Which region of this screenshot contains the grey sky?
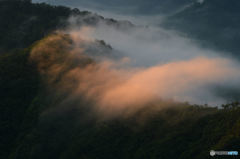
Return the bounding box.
[32,0,196,16]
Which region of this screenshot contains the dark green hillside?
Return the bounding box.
[7,99,240,159]
[163,0,240,57]
[0,48,40,158]
[1,32,239,159]
[0,0,72,51]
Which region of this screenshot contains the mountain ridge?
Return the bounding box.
[163,0,240,58]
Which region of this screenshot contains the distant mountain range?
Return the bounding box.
[163,0,240,57]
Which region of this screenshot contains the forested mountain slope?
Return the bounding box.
[1,32,240,159]
[1,1,240,159]
[0,0,133,52]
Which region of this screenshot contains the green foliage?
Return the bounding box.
[0,0,74,51]
[7,104,240,159]
[222,101,240,110]
[0,48,40,159]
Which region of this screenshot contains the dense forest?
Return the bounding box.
[1,1,240,159]
[0,0,132,52]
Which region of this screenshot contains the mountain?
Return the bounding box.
[163,0,240,58]
[1,1,240,159]
[2,35,240,159]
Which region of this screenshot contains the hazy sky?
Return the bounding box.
[32,0,201,27]
[32,0,197,17]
